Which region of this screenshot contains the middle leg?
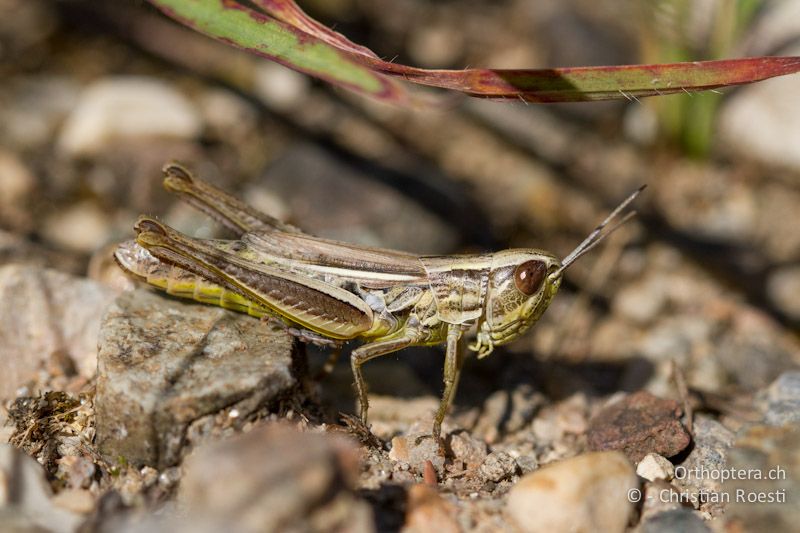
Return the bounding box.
[350,331,421,428]
[433,323,465,441]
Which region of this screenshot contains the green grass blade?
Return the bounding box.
[148,0,800,105]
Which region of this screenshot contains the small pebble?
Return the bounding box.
[389,432,445,475]
[479,451,518,483]
[447,431,488,471]
[52,488,95,515]
[587,391,691,463]
[767,266,800,322]
[515,455,539,475]
[613,277,668,325]
[506,451,637,533]
[58,76,201,156]
[41,200,112,253]
[636,453,675,482]
[56,455,96,489]
[253,62,310,111]
[0,149,35,230]
[404,484,459,533]
[423,460,438,486]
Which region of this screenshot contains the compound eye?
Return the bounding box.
[514,260,547,296]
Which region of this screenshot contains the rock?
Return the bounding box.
[0,265,119,399]
[479,451,518,483]
[51,488,95,515]
[672,416,734,514]
[178,423,373,533]
[757,184,800,262]
[41,200,113,253]
[197,88,257,140]
[613,276,668,325]
[742,0,800,56]
[587,391,691,463]
[653,163,757,243]
[0,444,83,533]
[55,455,96,490]
[724,424,799,531]
[505,451,637,533]
[389,429,446,476]
[762,371,800,426]
[58,76,202,157]
[639,316,712,365]
[712,311,797,391]
[0,149,35,231]
[447,431,488,473]
[253,62,310,111]
[0,76,80,150]
[640,508,710,533]
[95,290,299,468]
[0,0,57,57]
[636,453,675,482]
[403,484,459,533]
[767,265,800,321]
[515,455,539,475]
[719,43,800,171]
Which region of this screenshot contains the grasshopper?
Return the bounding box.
[115,163,643,442]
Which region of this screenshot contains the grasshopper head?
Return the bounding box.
[472,250,563,356]
[471,185,645,358]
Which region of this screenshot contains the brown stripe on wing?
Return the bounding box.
[135,217,373,339]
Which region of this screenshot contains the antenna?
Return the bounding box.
[553,185,646,277]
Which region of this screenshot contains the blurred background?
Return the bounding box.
[1,1,799,529]
[2,0,798,382]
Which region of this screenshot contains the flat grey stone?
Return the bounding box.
[0,265,118,400]
[95,290,298,468]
